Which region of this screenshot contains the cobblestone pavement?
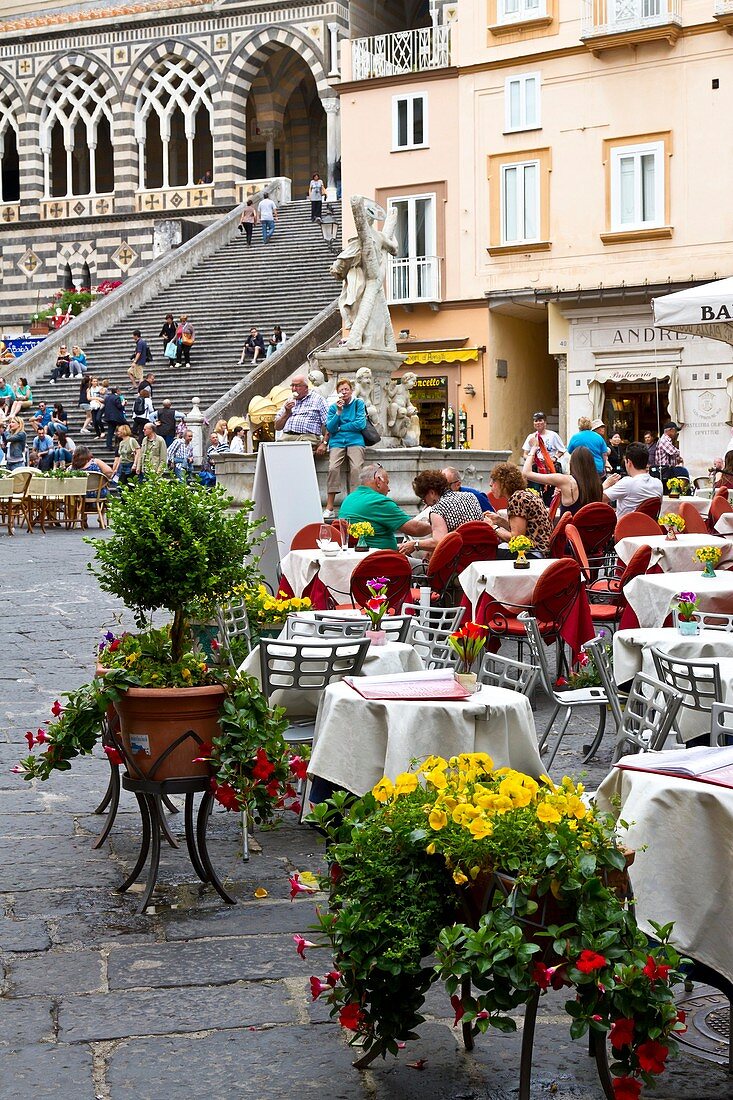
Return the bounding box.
[1,531,730,1099]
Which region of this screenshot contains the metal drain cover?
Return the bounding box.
[676,984,731,1067]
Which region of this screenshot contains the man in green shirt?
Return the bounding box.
[339,463,430,549]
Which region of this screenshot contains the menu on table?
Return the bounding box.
[344,668,472,701]
[616,745,733,790]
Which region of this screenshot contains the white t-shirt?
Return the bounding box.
[522,429,565,458]
[258,198,277,221]
[604,472,663,517]
[309,179,325,201]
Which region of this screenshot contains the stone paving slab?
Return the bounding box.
[0,917,51,953]
[0,998,55,1046]
[0,1043,96,1100]
[4,948,105,996]
[107,933,300,990]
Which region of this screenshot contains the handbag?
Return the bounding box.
[180,330,195,347]
[362,413,381,447]
[165,340,178,359]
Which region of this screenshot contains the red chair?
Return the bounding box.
[487,492,508,512]
[572,502,616,560]
[424,531,464,605]
[614,512,661,542]
[348,551,413,612]
[548,491,562,523]
[635,496,662,521]
[678,502,709,536]
[290,523,328,550]
[479,559,582,664]
[714,485,731,497]
[547,511,573,559]
[453,521,499,576]
[567,525,651,630]
[709,493,733,531]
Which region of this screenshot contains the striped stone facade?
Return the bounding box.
[0,1,347,326]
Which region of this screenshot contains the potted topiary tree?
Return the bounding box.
[18,476,304,821]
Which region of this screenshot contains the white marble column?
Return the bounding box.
[321,97,340,196]
[327,23,341,77]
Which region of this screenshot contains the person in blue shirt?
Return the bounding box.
[323,378,368,519]
[32,402,54,429]
[440,465,495,513]
[32,424,54,471]
[567,417,610,476]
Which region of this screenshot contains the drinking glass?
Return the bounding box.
[318,524,333,552]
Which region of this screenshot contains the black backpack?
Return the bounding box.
[133,396,146,417]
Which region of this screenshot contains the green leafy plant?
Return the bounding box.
[302,755,687,1095]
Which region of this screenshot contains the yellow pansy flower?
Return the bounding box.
[394,772,418,797]
[428,808,448,831]
[419,755,448,773]
[426,767,447,790]
[566,795,587,820]
[453,869,468,886]
[468,817,493,840]
[181,668,191,680]
[372,777,394,803]
[537,802,561,824]
[426,842,437,855]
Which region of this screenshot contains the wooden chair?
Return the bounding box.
[678,501,709,535]
[613,512,661,542]
[635,496,662,521]
[83,471,109,529]
[0,471,32,534]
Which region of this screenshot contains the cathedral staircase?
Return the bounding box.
[25,199,341,459]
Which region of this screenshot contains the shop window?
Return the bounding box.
[392,93,428,151]
[505,74,541,133]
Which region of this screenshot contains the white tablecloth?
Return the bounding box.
[595,764,733,985]
[239,639,423,716]
[660,495,710,517]
[459,558,554,616]
[623,570,733,628]
[309,681,544,796]
[714,513,733,536]
[613,627,733,741]
[615,533,732,571]
[280,547,378,601]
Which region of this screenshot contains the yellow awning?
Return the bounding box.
[403,348,480,366]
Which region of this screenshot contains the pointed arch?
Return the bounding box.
[0,79,22,203]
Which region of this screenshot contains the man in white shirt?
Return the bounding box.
[602,442,663,517]
[258,193,277,243]
[521,411,565,463]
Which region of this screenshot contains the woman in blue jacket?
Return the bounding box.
[322,378,368,520]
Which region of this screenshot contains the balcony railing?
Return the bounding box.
[581,0,681,39]
[351,25,451,81]
[388,256,441,305]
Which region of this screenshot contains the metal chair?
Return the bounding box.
[402,603,464,632]
[217,597,254,669]
[519,612,609,768]
[477,651,539,696]
[408,620,460,668]
[424,640,461,672]
[379,614,412,643]
[287,615,368,639]
[581,634,625,736]
[259,637,370,746]
[650,647,722,744]
[710,702,733,746]
[572,502,617,577]
[672,609,733,631]
[678,501,709,535]
[481,558,582,668]
[613,673,684,757]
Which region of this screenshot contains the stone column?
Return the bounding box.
[327,23,341,78]
[555,353,568,444]
[260,129,276,179]
[321,97,340,196]
[187,396,204,464]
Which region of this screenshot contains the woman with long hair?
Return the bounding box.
[9,377,32,418]
[484,462,552,557]
[521,444,602,517]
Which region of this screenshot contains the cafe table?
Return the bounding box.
[714,512,733,536]
[615,533,732,572]
[279,546,378,605]
[622,569,733,628]
[308,681,544,797]
[596,757,733,988]
[659,495,710,518]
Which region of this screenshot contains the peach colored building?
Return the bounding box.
[337,0,733,475]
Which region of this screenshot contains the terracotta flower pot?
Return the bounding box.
[113,684,227,782]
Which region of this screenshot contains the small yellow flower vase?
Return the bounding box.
[514,549,530,569]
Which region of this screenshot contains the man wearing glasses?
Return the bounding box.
[274,375,328,449]
[441,466,494,513]
[339,462,430,550]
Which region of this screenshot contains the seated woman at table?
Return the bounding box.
[399,469,483,558]
[71,445,114,495]
[484,463,552,558]
[521,445,602,518]
[713,450,733,492]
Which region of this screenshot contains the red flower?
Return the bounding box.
[326,969,341,986]
[576,949,607,974]
[613,1078,642,1100]
[252,748,276,781]
[212,781,241,811]
[338,1002,364,1031]
[309,975,329,1000]
[532,961,551,990]
[550,965,571,990]
[289,873,318,899]
[103,745,124,766]
[36,728,47,744]
[636,1040,668,1075]
[109,639,120,652]
[329,861,342,885]
[642,955,670,982]
[610,1017,635,1050]
[450,994,465,1026]
[365,596,387,613]
[288,799,302,817]
[192,741,213,763]
[266,779,281,798]
[289,755,308,781]
[555,676,569,688]
[675,1009,687,1033]
[293,934,316,959]
[24,731,35,750]
[51,700,63,717]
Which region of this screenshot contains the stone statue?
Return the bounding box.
[307,365,336,403]
[330,196,399,352]
[354,365,378,421]
[402,371,421,447]
[384,377,418,447]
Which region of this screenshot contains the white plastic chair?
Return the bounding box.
[613,673,683,757]
[477,651,539,697]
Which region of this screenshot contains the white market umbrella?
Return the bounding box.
[653,277,733,346]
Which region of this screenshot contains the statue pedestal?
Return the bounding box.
[314,347,405,444]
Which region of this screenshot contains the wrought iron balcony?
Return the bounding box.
[387,256,441,306]
[581,0,682,51]
[351,25,451,81]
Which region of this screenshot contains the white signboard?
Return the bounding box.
[251,442,322,588]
